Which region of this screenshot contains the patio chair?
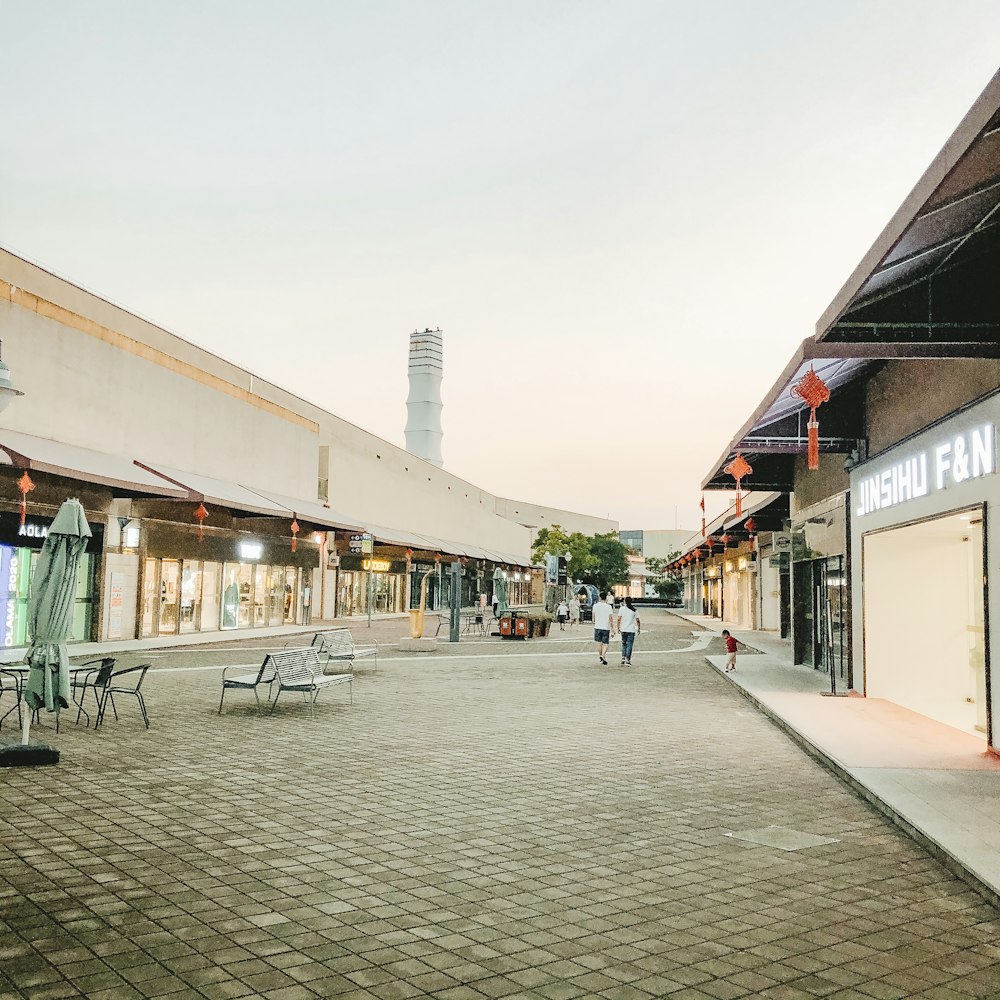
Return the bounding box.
[72,658,117,727]
[95,663,152,730]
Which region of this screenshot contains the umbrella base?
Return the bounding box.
[0,742,60,767]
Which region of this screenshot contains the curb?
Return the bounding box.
[709,656,1000,912]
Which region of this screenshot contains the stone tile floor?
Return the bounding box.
[3,611,1000,999]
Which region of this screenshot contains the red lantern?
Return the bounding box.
[406,548,413,559]
[790,366,831,470]
[720,534,731,547]
[700,493,706,538]
[744,516,757,551]
[193,502,208,542]
[17,471,34,526]
[723,453,753,518]
[705,537,715,553]
[290,515,300,552]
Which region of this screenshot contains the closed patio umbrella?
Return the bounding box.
[0,498,90,766]
[492,567,508,616]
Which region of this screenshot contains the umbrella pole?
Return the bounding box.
[21,691,31,745]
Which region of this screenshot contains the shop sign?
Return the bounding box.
[349,532,373,553]
[362,558,392,572]
[855,422,995,518]
[769,552,789,568]
[1,546,17,647]
[108,572,125,640]
[239,541,263,560]
[18,522,49,540]
[772,533,792,554]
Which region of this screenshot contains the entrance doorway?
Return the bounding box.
[863,508,987,740]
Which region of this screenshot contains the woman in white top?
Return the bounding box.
[568,596,581,626]
[617,596,640,666]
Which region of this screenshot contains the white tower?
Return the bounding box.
[405,328,444,467]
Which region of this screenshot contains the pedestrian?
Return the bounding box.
[592,591,615,665]
[568,595,580,627]
[723,629,738,672]
[617,596,640,666]
[556,599,569,630]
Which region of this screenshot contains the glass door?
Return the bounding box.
[179,560,201,633]
[141,558,160,637]
[159,560,180,635]
[201,562,220,632]
[267,567,284,625]
[221,564,241,630]
[283,567,298,623]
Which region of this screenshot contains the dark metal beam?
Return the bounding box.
[810,337,1000,359]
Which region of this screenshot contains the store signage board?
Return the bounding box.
[108,572,125,640]
[855,422,995,518]
[1,546,17,647]
[362,558,391,572]
[772,533,792,554]
[18,522,49,540]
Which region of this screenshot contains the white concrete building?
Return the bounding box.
[0,249,610,642]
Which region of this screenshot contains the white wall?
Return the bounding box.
[862,513,985,737]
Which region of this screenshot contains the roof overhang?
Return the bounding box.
[818,68,1000,347]
[0,431,189,497]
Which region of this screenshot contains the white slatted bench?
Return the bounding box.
[219,648,351,717]
[311,629,378,671]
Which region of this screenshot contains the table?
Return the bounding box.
[0,664,100,731]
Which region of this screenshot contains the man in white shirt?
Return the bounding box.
[592,592,615,665]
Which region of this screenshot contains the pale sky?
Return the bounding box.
[3,2,1000,529]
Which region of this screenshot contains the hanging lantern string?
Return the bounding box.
[744,517,757,551]
[723,453,752,518]
[789,366,831,471]
[700,493,706,538]
[290,515,300,552]
[17,471,35,526]
[193,502,208,543]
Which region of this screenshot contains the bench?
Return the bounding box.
[219,648,351,716]
[311,629,378,671]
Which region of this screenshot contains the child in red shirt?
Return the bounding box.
[722,629,738,672]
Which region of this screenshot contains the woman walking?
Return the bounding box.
[617,597,640,666]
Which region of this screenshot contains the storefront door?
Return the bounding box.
[863,508,988,739]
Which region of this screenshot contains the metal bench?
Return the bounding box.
[269,647,352,716]
[311,629,378,671]
[219,648,352,717]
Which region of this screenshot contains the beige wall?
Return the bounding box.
[494,498,617,536]
[866,359,1000,456]
[0,251,556,558]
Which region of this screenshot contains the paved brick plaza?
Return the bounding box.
[3,610,1000,1000]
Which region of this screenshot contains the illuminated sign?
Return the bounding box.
[17,522,48,540]
[855,423,995,518]
[1,547,17,646]
[362,559,391,572]
[239,542,263,560]
[738,557,749,571]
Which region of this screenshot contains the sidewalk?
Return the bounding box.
[673,610,1000,909]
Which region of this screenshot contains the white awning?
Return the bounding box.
[135,461,291,517]
[241,486,364,532]
[0,431,188,497]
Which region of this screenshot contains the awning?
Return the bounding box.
[241,486,363,532]
[722,491,789,533]
[817,68,1000,350]
[135,461,292,517]
[0,431,188,497]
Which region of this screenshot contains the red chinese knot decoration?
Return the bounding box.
[790,366,831,470]
[700,493,706,538]
[290,516,300,552]
[720,534,731,547]
[193,502,208,542]
[17,471,34,526]
[723,453,753,517]
[744,516,757,551]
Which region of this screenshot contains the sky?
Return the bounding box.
[3,1,1000,530]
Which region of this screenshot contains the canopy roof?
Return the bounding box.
[0,431,188,497]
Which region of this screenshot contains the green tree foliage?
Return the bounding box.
[531,525,595,582]
[588,533,630,592]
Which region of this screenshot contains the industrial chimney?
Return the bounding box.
[405,328,444,467]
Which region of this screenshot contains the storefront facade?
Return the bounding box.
[850,393,998,746]
[139,521,319,637]
[0,511,103,645]
[337,555,407,617]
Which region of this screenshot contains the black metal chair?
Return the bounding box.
[72,658,117,727]
[95,663,152,730]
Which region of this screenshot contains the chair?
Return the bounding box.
[95,663,152,730]
[72,658,117,727]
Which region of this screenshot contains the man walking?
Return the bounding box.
[592,591,615,665]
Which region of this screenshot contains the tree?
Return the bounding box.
[652,550,683,603]
[587,533,630,592]
[532,525,596,583]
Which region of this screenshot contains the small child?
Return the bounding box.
[722,629,738,672]
[556,600,569,630]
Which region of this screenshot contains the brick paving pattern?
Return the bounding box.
[3,610,1000,999]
